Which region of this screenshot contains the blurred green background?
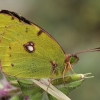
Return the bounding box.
[0,0,100,100]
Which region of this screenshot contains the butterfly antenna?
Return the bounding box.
[75,47,100,55]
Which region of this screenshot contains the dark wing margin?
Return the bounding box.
[0,10,32,25]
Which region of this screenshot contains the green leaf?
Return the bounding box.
[10,95,23,100]
[6,73,93,100]
[18,79,43,96]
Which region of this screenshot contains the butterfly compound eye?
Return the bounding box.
[70,54,79,64]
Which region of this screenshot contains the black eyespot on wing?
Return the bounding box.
[9,46,11,49]
[11,63,14,67]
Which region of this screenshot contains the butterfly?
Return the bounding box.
[0,10,100,81]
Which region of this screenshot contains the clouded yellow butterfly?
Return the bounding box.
[0,10,100,81]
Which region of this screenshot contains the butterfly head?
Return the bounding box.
[65,54,79,65]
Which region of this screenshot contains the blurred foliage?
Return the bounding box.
[0,74,87,100]
[0,0,100,100]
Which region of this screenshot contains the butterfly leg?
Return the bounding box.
[68,62,76,74]
[47,69,56,91]
[62,65,68,85]
[46,61,58,91]
[62,62,76,84]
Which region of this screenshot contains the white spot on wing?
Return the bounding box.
[27,45,34,52]
[23,41,35,53]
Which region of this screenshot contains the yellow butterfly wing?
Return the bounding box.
[0,10,65,79]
